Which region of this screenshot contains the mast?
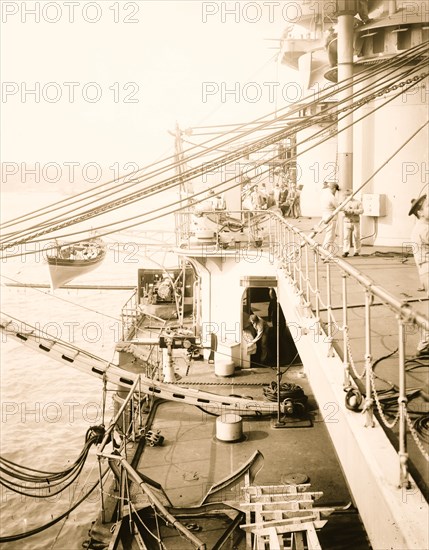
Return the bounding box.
[174,122,191,197]
[335,0,356,197]
[173,123,190,326]
[173,123,195,243]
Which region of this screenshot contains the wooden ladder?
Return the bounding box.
[238,483,334,549]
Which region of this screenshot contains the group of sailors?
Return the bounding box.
[58,243,99,261]
[241,178,302,219]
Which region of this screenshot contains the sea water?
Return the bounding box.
[0,192,176,549]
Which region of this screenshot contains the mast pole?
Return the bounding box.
[174,122,186,196]
[387,0,397,16]
[336,1,356,198]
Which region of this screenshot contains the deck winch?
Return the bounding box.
[263,381,308,415]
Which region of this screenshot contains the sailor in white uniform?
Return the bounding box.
[320,179,339,250]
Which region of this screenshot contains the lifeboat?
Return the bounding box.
[47,238,106,289]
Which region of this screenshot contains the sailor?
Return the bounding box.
[284,184,302,219]
[408,194,429,356]
[248,314,271,365]
[320,179,339,250]
[214,193,226,210]
[259,183,269,206]
[250,185,266,211]
[357,0,371,25]
[273,182,282,208]
[294,185,303,218]
[342,189,364,257]
[279,185,289,217]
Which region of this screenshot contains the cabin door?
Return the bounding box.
[241,287,300,368]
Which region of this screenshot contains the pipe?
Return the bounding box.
[336,10,355,243]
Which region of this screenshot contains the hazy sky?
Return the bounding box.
[1,0,298,173]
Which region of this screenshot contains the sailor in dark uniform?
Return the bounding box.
[249,314,271,365]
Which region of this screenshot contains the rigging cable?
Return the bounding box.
[2,47,424,248]
[0,274,122,323]
[10,55,428,238]
[0,312,113,362]
[3,64,427,256]
[0,468,109,543]
[2,50,424,246]
[1,39,427,240]
[2,66,425,252]
[0,426,106,497]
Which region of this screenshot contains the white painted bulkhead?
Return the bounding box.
[296,124,338,217]
[354,71,429,247]
[192,250,278,362]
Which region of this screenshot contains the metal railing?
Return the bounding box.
[266,211,429,488]
[120,290,166,377]
[96,377,207,549]
[177,207,428,486]
[130,207,428,487]
[120,288,139,341]
[176,208,270,249]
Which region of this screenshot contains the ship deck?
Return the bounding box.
[88,358,372,549]
[89,216,428,549]
[135,361,371,549]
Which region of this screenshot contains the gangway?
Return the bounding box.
[0,313,284,416]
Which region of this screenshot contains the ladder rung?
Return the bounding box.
[241,514,319,532]
[248,492,322,503]
[243,484,311,495]
[243,519,327,536]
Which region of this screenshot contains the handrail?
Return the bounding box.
[120,292,165,375]
[177,208,273,249]
[98,376,141,453]
[179,207,428,486]
[266,211,428,488]
[120,287,138,341]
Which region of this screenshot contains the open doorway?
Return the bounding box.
[242,287,301,368]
